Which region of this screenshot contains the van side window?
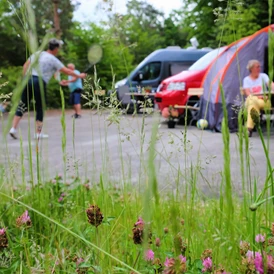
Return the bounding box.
[134,62,161,81]
[169,63,193,76]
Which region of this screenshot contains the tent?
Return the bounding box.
[198,25,274,132]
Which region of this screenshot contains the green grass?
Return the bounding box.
[0,0,274,273]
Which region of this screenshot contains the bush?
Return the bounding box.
[0,66,73,109]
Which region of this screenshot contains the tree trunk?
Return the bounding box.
[53,0,61,38]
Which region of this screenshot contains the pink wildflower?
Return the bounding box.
[52,179,56,184]
[135,217,144,227]
[202,257,213,272]
[254,252,264,274]
[255,234,265,243]
[21,211,31,224]
[267,255,274,271]
[16,210,32,227]
[179,254,186,263]
[144,249,154,261]
[58,173,62,178]
[0,228,5,235]
[61,193,66,197]
[58,197,63,202]
[164,257,174,267]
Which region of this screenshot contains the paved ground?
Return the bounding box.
[0,109,273,194]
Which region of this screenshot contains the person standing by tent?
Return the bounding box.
[9,38,86,139]
[243,59,274,137]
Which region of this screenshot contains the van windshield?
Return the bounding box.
[188,47,225,71]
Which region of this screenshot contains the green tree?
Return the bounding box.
[162,10,189,48]
[108,0,166,65]
[182,0,274,47]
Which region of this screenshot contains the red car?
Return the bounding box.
[155,47,227,113]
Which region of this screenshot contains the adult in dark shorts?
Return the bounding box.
[9,39,86,139]
[61,63,83,119]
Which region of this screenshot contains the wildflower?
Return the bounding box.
[254,252,264,274]
[51,179,56,184]
[16,210,32,227]
[201,249,212,260]
[181,219,185,225]
[132,218,144,244]
[163,256,187,274]
[132,217,152,245]
[268,237,274,246]
[240,241,250,256]
[255,234,265,243]
[267,255,274,272]
[202,257,213,273]
[86,205,104,227]
[0,228,8,248]
[58,173,62,179]
[58,197,63,202]
[164,227,169,234]
[61,193,66,197]
[179,255,186,263]
[164,257,175,267]
[144,249,154,261]
[155,237,161,247]
[135,217,144,227]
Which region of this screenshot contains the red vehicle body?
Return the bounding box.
[155,47,227,113]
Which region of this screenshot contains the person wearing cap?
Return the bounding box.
[9,38,86,139]
[243,59,274,137]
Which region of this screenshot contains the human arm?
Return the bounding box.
[22,59,31,76]
[59,67,86,79]
[242,77,251,96]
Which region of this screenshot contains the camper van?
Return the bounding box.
[115,46,211,110]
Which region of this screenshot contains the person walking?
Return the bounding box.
[61,63,83,118]
[9,38,86,139]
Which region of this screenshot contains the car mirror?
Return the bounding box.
[138,71,143,81]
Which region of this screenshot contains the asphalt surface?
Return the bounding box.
[0,109,273,194]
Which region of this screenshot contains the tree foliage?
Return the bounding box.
[1,0,274,108]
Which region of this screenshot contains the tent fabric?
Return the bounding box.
[198,25,273,132]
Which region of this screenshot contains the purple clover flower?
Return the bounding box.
[144,249,154,261]
[202,257,213,272]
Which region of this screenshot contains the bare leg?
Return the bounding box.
[12,115,22,129]
[36,120,43,134]
[74,104,81,115]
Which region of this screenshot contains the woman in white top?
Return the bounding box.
[243,60,273,137]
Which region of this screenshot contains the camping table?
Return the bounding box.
[187,88,204,97]
[125,92,156,111]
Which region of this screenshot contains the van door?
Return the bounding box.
[130,62,162,92]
